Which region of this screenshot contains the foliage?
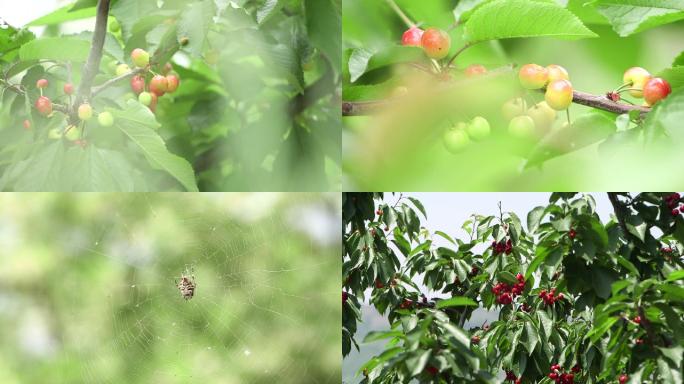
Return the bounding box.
[0,0,341,191]
[342,0,684,190]
[342,192,684,383]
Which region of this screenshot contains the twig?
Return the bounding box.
[75,0,110,106]
[91,68,146,97]
[385,0,414,28]
[445,43,473,69]
[0,78,69,114]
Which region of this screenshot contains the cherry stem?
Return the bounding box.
[445,43,473,70]
[613,82,632,93]
[617,88,643,94]
[385,0,415,28]
[566,109,571,125]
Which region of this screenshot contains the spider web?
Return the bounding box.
[0,193,340,384]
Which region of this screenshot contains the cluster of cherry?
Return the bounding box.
[548,363,581,384]
[492,273,526,305]
[664,193,683,216]
[491,238,513,255]
[539,287,564,306]
[504,370,521,384]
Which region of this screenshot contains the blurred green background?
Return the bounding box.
[0,193,340,383]
[342,0,684,190]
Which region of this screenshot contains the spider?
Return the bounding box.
[175,267,196,300]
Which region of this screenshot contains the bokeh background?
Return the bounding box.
[342,0,684,190]
[0,193,340,383]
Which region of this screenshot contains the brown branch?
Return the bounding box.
[343,83,652,117]
[74,0,110,107]
[91,68,146,97]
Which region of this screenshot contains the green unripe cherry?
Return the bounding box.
[466,116,491,141]
[65,126,80,141]
[443,123,470,153]
[131,48,150,68]
[138,92,153,106]
[115,63,130,76]
[508,115,535,139]
[98,111,114,127]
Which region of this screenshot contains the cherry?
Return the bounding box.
[149,75,168,96]
[569,229,577,239]
[376,209,383,216]
[161,62,173,75]
[571,364,581,373]
[78,103,93,121]
[425,365,438,376]
[526,101,556,135]
[635,338,645,345]
[97,111,114,127]
[551,364,561,372]
[443,123,470,153]
[546,64,569,83]
[138,91,153,106]
[65,125,80,141]
[165,73,180,93]
[518,63,548,89]
[549,373,559,380]
[471,335,480,344]
[619,374,628,384]
[545,79,573,110]
[643,77,671,106]
[35,96,52,116]
[342,291,348,303]
[505,370,517,381]
[48,127,63,139]
[502,97,527,121]
[130,75,145,95]
[672,208,679,216]
[36,78,49,89]
[63,83,74,95]
[466,116,490,141]
[516,273,524,282]
[131,48,150,68]
[465,64,487,77]
[374,278,384,289]
[399,299,413,309]
[508,115,535,139]
[115,63,131,76]
[108,18,120,33]
[401,26,424,47]
[633,316,641,324]
[623,67,651,98]
[421,28,451,60]
[23,119,31,129]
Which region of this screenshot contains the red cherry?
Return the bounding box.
[130,75,145,94]
[374,279,384,289]
[63,83,74,95]
[149,75,168,96]
[471,335,480,344]
[516,273,524,282]
[571,364,581,373]
[342,291,348,303]
[633,316,641,324]
[36,78,49,89]
[161,62,173,75]
[569,229,576,239]
[165,74,180,93]
[35,96,52,116]
[23,119,31,129]
[672,208,679,216]
[619,374,628,384]
[549,372,558,380]
[643,77,671,106]
[401,26,424,47]
[425,365,438,375]
[465,64,487,77]
[148,92,158,112]
[557,293,564,300]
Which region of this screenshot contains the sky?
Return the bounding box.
[343,192,615,383]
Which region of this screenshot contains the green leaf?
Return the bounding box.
[523,320,539,354]
[110,0,158,40]
[527,206,546,233]
[12,142,66,191]
[436,296,478,309]
[592,266,615,299]
[657,66,684,91]
[256,0,282,24]
[306,0,341,74]
[657,357,682,383]
[406,349,431,377]
[440,321,471,348]
[585,316,618,343]
[658,345,684,368]
[625,214,647,242]
[19,37,90,62]
[673,51,684,67]
[110,102,198,192]
[644,87,684,140]
[434,231,456,245]
[526,113,616,168]
[27,3,96,26]
[61,146,136,191]
[537,311,553,339]
[666,269,684,282]
[595,0,684,37]
[616,255,640,277]
[177,0,216,57]
[498,271,518,285]
[363,330,403,343]
[526,245,556,279]
[464,0,597,43]
[407,197,427,219]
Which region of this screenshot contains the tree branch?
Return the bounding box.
[75,0,110,106]
[343,85,652,117]
[91,68,146,97]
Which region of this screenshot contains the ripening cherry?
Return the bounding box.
[623,67,651,98]
[643,77,671,106]
[23,119,31,130]
[78,103,93,121]
[165,73,180,93]
[115,63,130,76]
[619,374,628,384]
[161,62,173,75]
[401,26,424,47]
[465,64,487,77]
[63,83,74,95]
[518,63,548,89]
[149,92,159,112]
[342,291,348,303]
[545,79,573,110]
[130,75,145,95]
[36,78,49,89]
[149,75,168,96]
[131,48,150,68]
[65,125,80,141]
[97,111,114,127]
[421,28,451,60]
[546,64,569,83]
[35,96,52,116]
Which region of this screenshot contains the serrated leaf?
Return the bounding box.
[177,0,215,57]
[27,3,96,26]
[595,0,684,37]
[436,296,478,309]
[440,321,471,348]
[585,316,618,342]
[464,0,597,43]
[644,87,684,140]
[527,206,546,233]
[306,0,341,74]
[657,66,684,91]
[407,197,427,219]
[110,102,198,192]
